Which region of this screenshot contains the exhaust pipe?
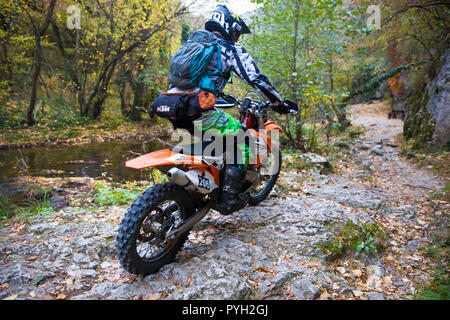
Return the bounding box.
[165,204,211,241]
[167,168,191,187]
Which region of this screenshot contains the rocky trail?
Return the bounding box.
[0,101,447,300]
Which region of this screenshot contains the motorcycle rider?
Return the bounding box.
[167,5,294,215]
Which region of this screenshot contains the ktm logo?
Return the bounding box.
[157,105,170,113]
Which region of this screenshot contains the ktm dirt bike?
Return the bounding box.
[116,93,298,275]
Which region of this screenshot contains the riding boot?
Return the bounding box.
[217,166,249,215]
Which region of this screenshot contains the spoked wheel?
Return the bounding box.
[116,183,196,275]
[248,148,282,205]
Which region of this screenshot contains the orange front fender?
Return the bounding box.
[265,121,283,133]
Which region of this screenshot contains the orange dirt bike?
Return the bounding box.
[116,93,298,275]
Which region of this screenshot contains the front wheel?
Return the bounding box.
[248,148,282,205]
[116,183,196,275]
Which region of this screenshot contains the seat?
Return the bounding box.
[171,139,217,156]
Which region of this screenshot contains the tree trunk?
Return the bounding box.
[89,89,107,119]
[130,80,145,121]
[120,81,132,116]
[24,0,57,126]
[27,39,41,125]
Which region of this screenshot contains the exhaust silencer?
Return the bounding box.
[167,168,191,187]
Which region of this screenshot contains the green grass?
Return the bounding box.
[0,191,17,221]
[414,266,449,300]
[92,183,145,207]
[413,184,450,300]
[18,194,55,219]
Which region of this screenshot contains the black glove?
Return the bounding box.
[272,101,289,114]
[273,100,298,114]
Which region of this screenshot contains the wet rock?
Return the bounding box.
[27,222,58,235]
[300,152,329,164]
[356,141,370,150]
[171,276,254,300]
[367,264,385,278]
[365,292,385,300]
[72,282,121,300]
[307,180,385,210]
[0,263,33,286]
[406,239,422,252]
[392,278,406,287]
[386,206,418,223]
[290,278,320,300]
[259,271,301,295]
[50,195,69,210]
[371,145,385,156]
[338,284,354,295]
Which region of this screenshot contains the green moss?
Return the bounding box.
[403,83,436,149]
[317,220,386,260]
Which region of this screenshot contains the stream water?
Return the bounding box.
[0,139,166,188]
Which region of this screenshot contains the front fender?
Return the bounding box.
[265,121,283,133]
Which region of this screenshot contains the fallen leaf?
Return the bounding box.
[26,255,38,261]
[3,294,18,300]
[353,290,363,297]
[56,293,66,300]
[336,267,346,275]
[29,291,36,298]
[382,276,392,285]
[318,292,330,300]
[252,266,271,273]
[352,269,362,277]
[148,293,161,300]
[0,283,9,290]
[307,261,320,268]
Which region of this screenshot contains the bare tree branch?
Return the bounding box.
[382,1,450,27]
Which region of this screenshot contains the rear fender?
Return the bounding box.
[126,149,220,184]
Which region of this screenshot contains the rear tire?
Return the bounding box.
[116,183,196,275]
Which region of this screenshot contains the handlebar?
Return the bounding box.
[217,92,299,115]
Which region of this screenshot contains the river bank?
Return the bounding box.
[0,117,170,150]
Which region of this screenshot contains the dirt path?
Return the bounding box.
[348,101,445,199]
[0,101,447,300]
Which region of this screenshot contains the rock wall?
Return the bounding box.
[425,45,450,146]
[404,44,450,148]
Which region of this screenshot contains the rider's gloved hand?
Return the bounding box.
[273,101,297,114]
